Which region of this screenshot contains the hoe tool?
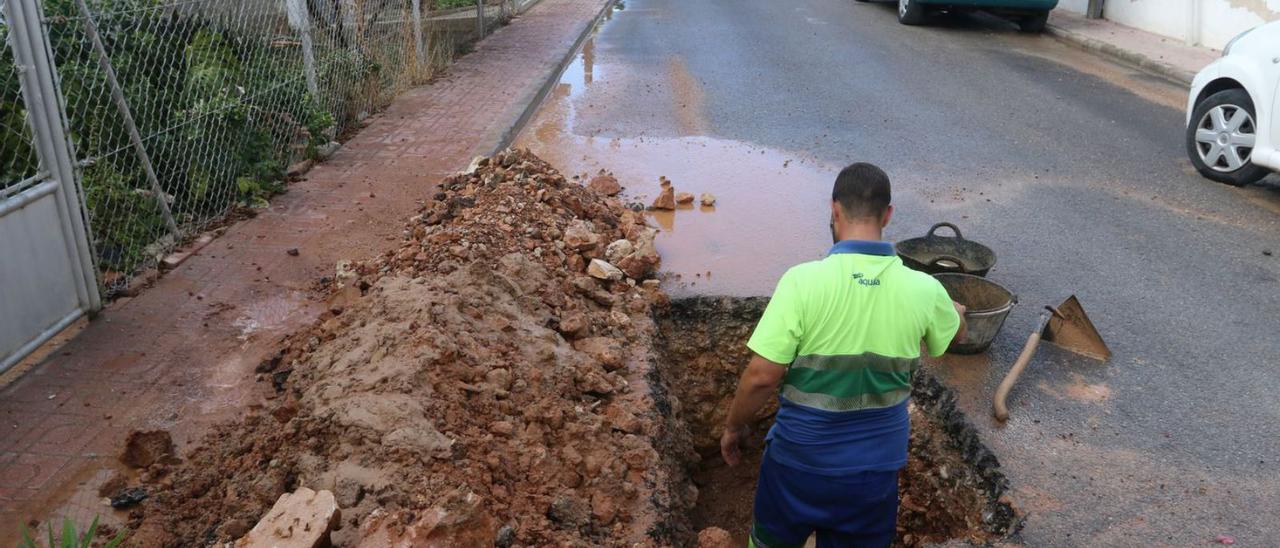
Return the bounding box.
[993,295,1110,422]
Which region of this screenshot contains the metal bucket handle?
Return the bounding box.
[927,222,964,240]
[928,255,968,273]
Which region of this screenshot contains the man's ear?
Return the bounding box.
[831,201,845,223]
[881,204,894,228]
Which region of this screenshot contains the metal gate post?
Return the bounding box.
[6,0,102,311]
[285,0,320,96]
[412,0,425,66]
[1086,0,1104,19]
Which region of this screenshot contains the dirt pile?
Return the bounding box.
[128,149,684,546]
[120,149,1017,547]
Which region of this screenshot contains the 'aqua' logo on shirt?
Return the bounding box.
[851,273,880,286]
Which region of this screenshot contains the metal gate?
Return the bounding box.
[1,0,101,372]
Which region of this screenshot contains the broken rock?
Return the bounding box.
[573,337,625,371]
[563,220,600,251]
[586,173,622,196]
[700,192,716,206]
[557,313,588,338]
[605,239,635,264]
[617,229,660,279]
[335,260,358,288]
[604,403,642,434]
[651,186,676,210]
[675,192,694,205]
[547,494,590,529]
[235,487,340,548]
[587,259,624,281]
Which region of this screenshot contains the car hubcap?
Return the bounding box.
[1195,104,1256,172]
[899,0,908,18]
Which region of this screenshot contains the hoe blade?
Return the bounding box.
[1043,295,1110,361]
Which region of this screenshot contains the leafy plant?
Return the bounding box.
[435,0,478,8]
[18,516,128,548]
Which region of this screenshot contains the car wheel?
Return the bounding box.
[1186,89,1270,187]
[898,0,926,25]
[1018,10,1049,32]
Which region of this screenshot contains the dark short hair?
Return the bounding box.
[832,162,891,219]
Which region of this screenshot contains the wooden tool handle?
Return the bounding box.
[993,310,1053,422]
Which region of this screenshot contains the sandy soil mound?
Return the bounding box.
[127,150,685,546]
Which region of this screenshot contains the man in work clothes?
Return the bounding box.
[720,163,968,547]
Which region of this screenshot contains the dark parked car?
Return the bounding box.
[869,0,1059,32]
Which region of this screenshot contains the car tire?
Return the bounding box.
[898,0,926,25]
[1018,10,1049,32]
[1186,88,1270,187]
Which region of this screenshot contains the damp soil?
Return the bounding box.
[653,297,1019,547]
[112,150,1016,547]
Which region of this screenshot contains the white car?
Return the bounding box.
[1186,21,1280,186]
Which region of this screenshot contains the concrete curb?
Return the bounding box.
[1046,23,1197,87]
[485,0,616,155]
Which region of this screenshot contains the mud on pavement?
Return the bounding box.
[113,150,1017,546]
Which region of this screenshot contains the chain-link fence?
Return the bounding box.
[2,0,519,296]
[1,15,43,197]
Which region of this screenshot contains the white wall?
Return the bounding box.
[1055,0,1280,50]
[1199,0,1280,48]
[1056,0,1089,14]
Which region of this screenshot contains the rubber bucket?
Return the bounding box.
[933,273,1016,354]
[897,222,997,277]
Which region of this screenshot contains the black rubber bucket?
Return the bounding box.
[897,223,997,277]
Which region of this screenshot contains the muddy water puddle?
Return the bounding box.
[653,297,1018,546]
[520,127,837,297]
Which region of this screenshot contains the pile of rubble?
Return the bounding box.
[125,149,690,546]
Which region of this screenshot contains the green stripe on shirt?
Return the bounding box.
[780,352,917,412]
[780,384,912,412]
[790,353,919,375]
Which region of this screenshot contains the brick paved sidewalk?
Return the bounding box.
[0,0,610,540]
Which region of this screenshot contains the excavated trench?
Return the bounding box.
[650,297,1018,547]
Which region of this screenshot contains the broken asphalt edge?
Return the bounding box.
[1045,22,1196,87]
[483,0,617,156]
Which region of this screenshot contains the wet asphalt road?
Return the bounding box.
[515,0,1280,545]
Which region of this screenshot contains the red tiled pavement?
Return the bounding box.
[0,0,610,540]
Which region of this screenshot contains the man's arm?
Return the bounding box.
[951,301,968,347]
[720,353,787,466]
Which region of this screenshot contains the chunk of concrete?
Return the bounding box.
[235,487,341,548]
